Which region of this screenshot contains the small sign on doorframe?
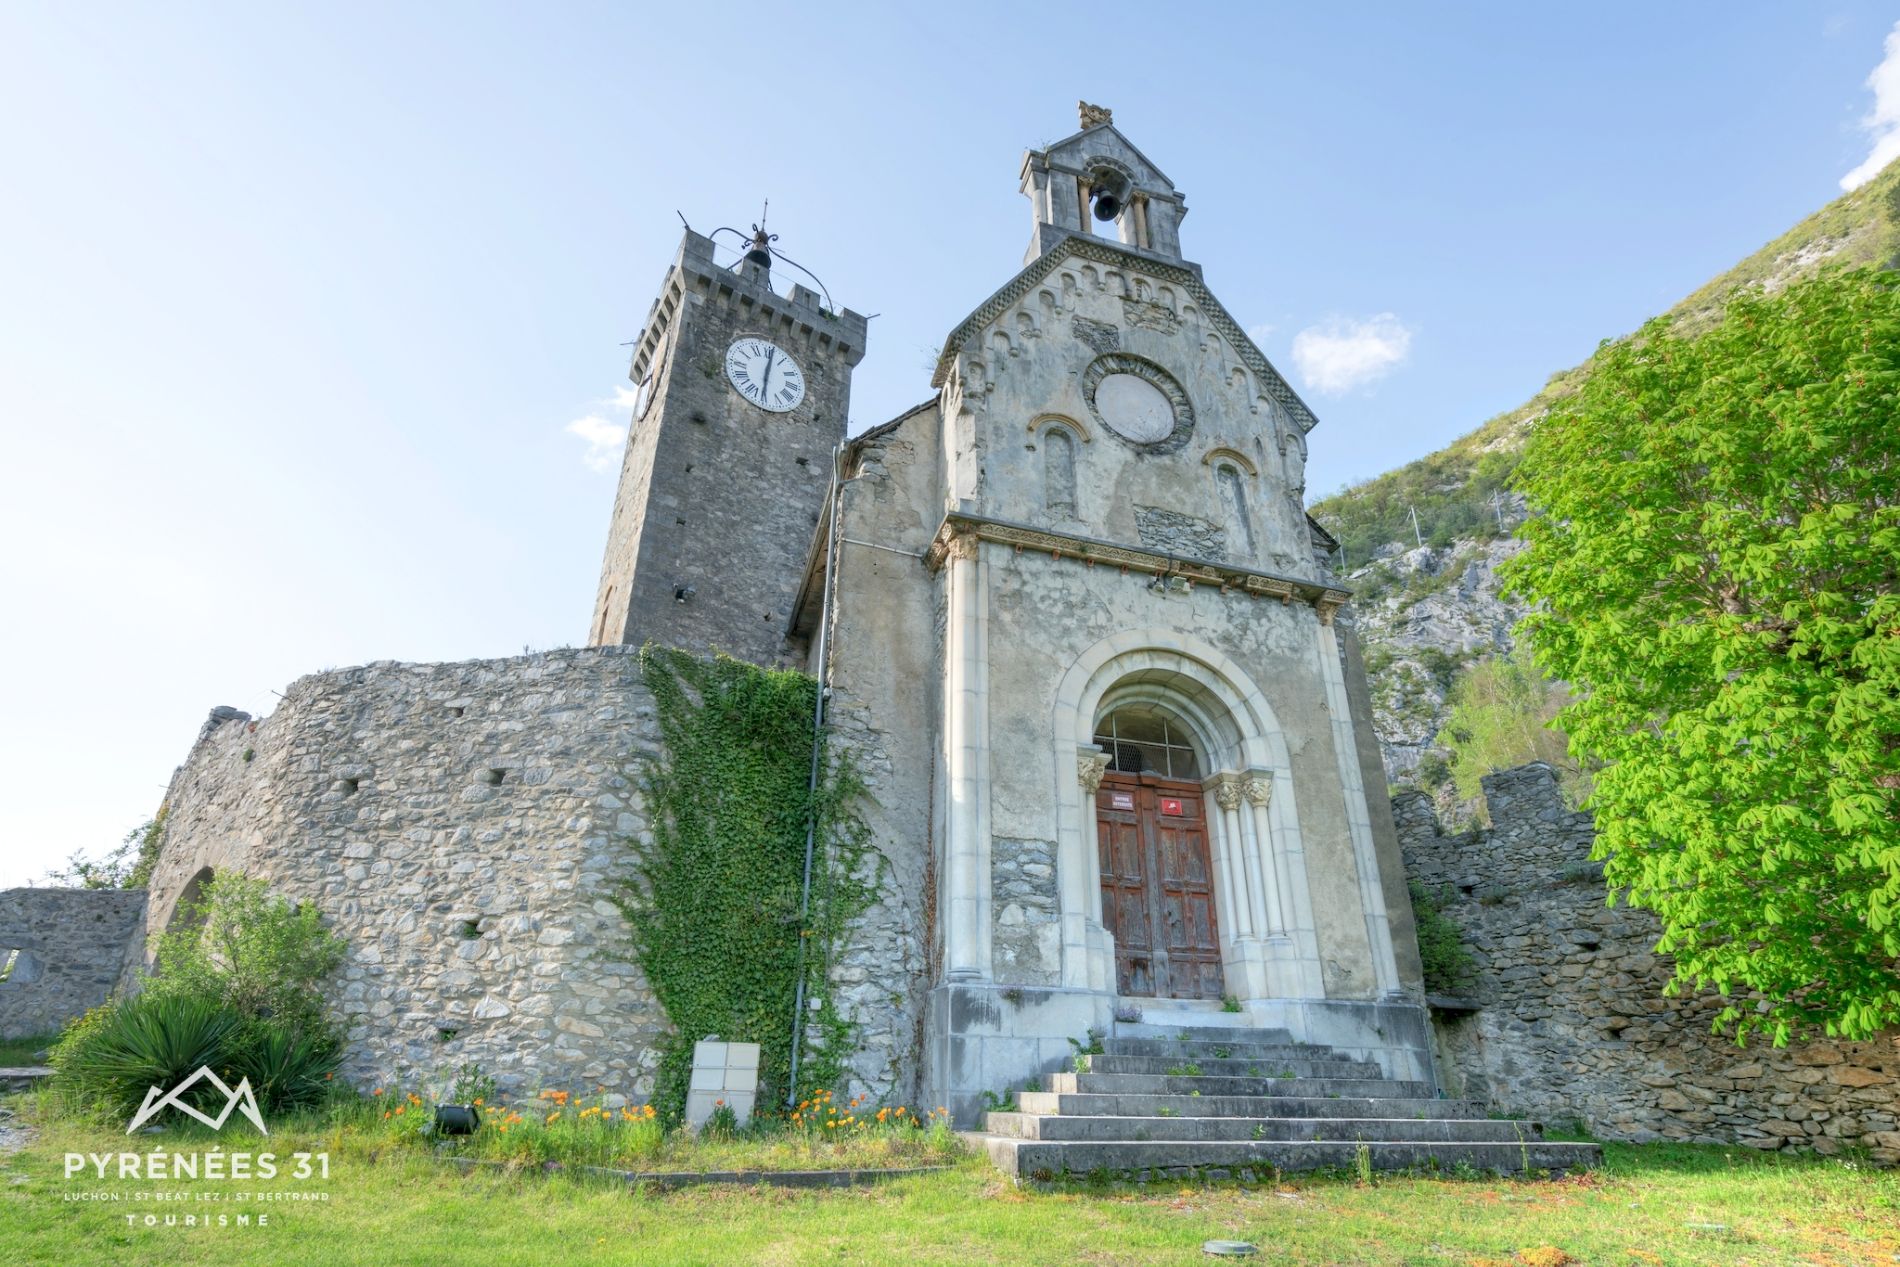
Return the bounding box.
[1160,797,1184,816]
[1110,791,1135,810]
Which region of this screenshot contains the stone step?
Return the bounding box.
[973,1135,1604,1182]
[1016,1091,1488,1120]
[1113,1021,1297,1043]
[0,1066,53,1094]
[1048,1072,1433,1099]
[984,1112,1553,1144]
[1080,1053,1382,1080]
[1103,1039,1344,1061]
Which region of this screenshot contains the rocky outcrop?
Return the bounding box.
[1338,525,1527,787]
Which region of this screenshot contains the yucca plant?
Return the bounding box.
[226,1021,342,1112]
[51,993,241,1123]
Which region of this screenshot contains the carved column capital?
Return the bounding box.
[1078,750,1110,794]
[1242,774,1272,808]
[1208,773,1243,812]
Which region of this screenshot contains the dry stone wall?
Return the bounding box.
[0,889,147,1041]
[1399,763,1900,1161]
[136,646,914,1106]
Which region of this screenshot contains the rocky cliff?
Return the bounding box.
[1315,159,1900,801]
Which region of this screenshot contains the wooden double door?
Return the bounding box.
[1094,772,1224,999]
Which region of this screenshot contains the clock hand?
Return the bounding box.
[760,346,775,398]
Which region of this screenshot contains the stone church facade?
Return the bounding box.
[90,107,1435,1119]
[792,114,1435,1117]
[5,110,1890,1154]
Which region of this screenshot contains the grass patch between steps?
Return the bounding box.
[6,1096,1897,1266]
[0,1033,58,1066]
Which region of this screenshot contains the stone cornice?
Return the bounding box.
[929,235,1319,434]
[923,511,1350,620]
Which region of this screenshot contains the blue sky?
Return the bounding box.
[3,2,1898,886]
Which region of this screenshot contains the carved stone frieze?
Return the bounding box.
[1120,296,1180,334]
[1072,316,1121,354]
[923,512,1352,624]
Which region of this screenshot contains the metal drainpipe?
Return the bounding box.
[786,442,846,1108]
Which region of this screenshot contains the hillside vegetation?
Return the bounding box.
[1312,157,1900,811]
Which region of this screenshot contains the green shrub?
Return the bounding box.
[1434,646,1585,811]
[225,1020,342,1113]
[146,871,347,1029]
[50,993,241,1122]
[52,871,349,1123]
[42,810,168,891]
[1409,882,1477,996]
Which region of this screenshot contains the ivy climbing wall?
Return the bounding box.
[134,645,919,1107]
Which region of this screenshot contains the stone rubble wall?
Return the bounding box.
[1399,763,1899,1162]
[0,889,147,1041]
[135,646,914,1105]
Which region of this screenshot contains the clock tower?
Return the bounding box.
[587,227,867,665]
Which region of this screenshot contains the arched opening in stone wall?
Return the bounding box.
[0,948,43,987]
[158,867,216,970]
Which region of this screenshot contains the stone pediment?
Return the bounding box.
[929,235,1320,434]
[1033,121,1178,193]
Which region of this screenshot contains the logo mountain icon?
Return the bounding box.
[126,1066,269,1135]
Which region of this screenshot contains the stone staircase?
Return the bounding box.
[971,1024,1602,1184]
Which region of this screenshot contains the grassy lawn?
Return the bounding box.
[3,1100,1896,1266]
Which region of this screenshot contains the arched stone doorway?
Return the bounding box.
[1091,701,1222,998]
[1050,631,1328,1003]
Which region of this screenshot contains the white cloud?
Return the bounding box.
[1842,21,1900,190]
[565,413,624,474]
[1289,313,1413,395]
[1246,322,1277,346]
[610,383,640,413]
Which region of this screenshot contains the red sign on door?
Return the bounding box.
[1110,791,1135,810]
[1160,797,1185,816]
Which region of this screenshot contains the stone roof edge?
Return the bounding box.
[1028,121,1179,188]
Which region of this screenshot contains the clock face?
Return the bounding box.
[725,338,806,413]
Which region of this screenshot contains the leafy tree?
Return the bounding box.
[43,812,167,890]
[1434,646,1582,809]
[1504,267,1900,1044]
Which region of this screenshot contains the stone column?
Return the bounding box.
[1205,773,1250,950]
[941,534,992,981]
[1314,606,1402,996]
[1238,773,1283,937]
[1068,747,1112,990]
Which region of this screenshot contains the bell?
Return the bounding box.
[1088,170,1131,223]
